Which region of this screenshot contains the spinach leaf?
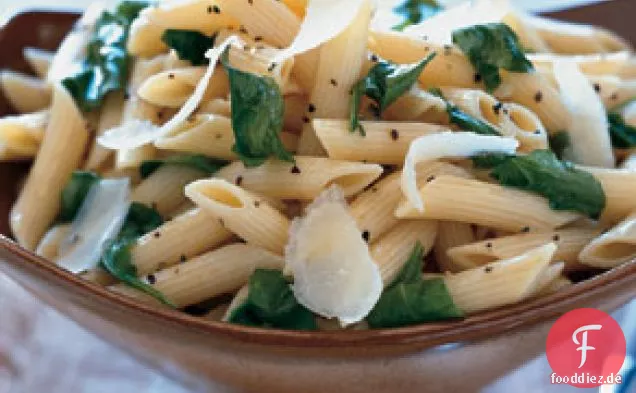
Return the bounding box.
[367,242,463,328]
[452,23,533,92]
[608,112,636,148]
[350,53,436,134]
[220,50,295,167]
[228,269,317,330]
[471,153,512,169]
[161,30,216,66]
[62,1,148,111]
[548,131,571,160]
[393,0,442,32]
[100,202,173,306]
[429,87,500,136]
[485,150,606,219]
[59,171,101,223]
[139,154,227,178]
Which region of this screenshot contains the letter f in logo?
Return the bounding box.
[572,324,602,368]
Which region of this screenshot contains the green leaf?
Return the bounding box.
[428,87,500,136]
[607,112,636,149]
[61,2,149,111]
[139,154,227,178]
[452,23,533,92]
[367,242,463,328]
[367,278,463,328]
[548,131,571,160]
[471,153,512,169]
[100,201,173,306]
[389,241,424,288]
[58,171,101,223]
[486,150,606,219]
[350,53,436,134]
[392,0,442,31]
[228,269,317,330]
[220,50,295,167]
[161,30,216,66]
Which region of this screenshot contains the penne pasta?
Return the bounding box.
[396,175,581,233]
[85,92,125,171]
[371,220,438,286]
[434,221,476,273]
[131,208,234,276]
[383,86,448,123]
[581,166,636,224]
[446,227,600,271]
[185,179,290,254]
[0,71,51,113]
[314,119,450,165]
[0,110,48,159]
[215,157,382,200]
[444,243,556,314]
[10,84,89,250]
[579,211,636,268]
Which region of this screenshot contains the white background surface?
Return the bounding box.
[0,1,632,392]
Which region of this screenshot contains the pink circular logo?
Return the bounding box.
[546,308,626,388]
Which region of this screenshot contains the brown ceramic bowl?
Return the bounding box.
[0,3,635,392]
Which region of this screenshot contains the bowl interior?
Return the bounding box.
[0,3,635,349]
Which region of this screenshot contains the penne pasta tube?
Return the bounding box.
[536,275,573,297]
[351,162,471,244]
[85,92,125,171]
[528,262,566,298]
[185,179,290,254]
[383,86,448,123]
[10,84,90,250]
[137,66,229,108]
[296,0,372,155]
[131,166,206,217]
[217,0,318,91]
[23,47,54,79]
[446,227,600,271]
[131,208,234,276]
[396,175,581,233]
[586,74,636,109]
[579,211,636,268]
[444,243,556,314]
[371,220,438,286]
[434,221,476,273]
[154,113,298,159]
[0,110,48,158]
[581,166,636,224]
[215,157,382,200]
[35,224,71,261]
[313,119,450,165]
[130,244,285,308]
[127,0,238,57]
[0,71,51,113]
[198,98,231,117]
[529,51,636,78]
[80,268,117,286]
[283,94,308,134]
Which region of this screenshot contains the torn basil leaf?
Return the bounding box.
[140,154,227,179]
[607,112,636,148]
[367,242,463,328]
[59,171,101,223]
[483,150,606,219]
[228,269,317,330]
[62,1,148,111]
[452,23,533,92]
[392,0,442,32]
[350,53,436,135]
[100,202,173,306]
[220,50,295,167]
[429,87,500,136]
[161,29,216,66]
[471,153,512,169]
[548,131,571,160]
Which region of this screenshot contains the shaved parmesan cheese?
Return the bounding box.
[622,100,636,127]
[57,178,131,274]
[97,119,160,150]
[285,185,382,326]
[272,0,366,64]
[553,61,614,168]
[401,132,518,212]
[402,0,509,45]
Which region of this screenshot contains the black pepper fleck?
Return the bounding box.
[180,255,187,263]
[611,93,619,100]
[235,176,243,186]
[147,274,156,285]
[484,266,493,273]
[493,102,503,115]
[215,133,222,140]
[486,242,493,249]
[362,230,370,243]
[521,226,530,233]
[308,103,316,113]
[593,83,601,93]
[254,200,261,208]
[153,232,161,238]
[168,73,175,79]
[553,234,560,241]
[291,165,301,174]
[330,79,338,86]
[426,175,436,182]
[534,129,541,135]
[370,54,379,63]
[267,62,277,72]
[474,73,482,83]
[534,91,543,103]
[390,129,399,141]
[248,0,253,4]
[302,116,310,123]
[254,36,263,42]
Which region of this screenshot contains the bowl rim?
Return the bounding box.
[2,235,635,348]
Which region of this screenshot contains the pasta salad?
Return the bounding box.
[3,0,636,330]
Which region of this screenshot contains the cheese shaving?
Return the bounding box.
[401,132,519,212]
